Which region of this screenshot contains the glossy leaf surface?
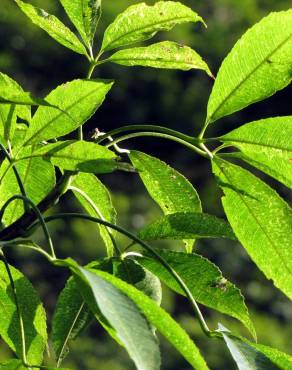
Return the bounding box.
[73,173,117,256]
[138,250,255,338]
[60,0,101,47]
[109,41,213,76]
[213,158,292,300]
[101,1,204,52]
[139,212,236,240]
[29,140,117,174]
[15,0,88,55]
[219,324,292,369]
[24,79,113,145]
[207,10,292,123]
[0,261,47,365]
[221,116,292,188]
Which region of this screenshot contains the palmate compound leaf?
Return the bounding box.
[129,150,202,252]
[72,172,117,256]
[212,158,292,300]
[15,0,88,56]
[55,258,209,370]
[108,41,213,77]
[56,259,162,370]
[23,79,113,145]
[136,250,255,339]
[207,10,292,124]
[60,0,101,48]
[100,1,205,53]
[138,212,236,241]
[0,261,47,365]
[52,258,161,366]
[22,140,118,174]
[220,116,292,188]
[218,324,292,370]
[0,149,55,225]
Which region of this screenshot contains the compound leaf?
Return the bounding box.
[207,10,292,123]
[72,173,117,256]
[221,116,292,188]
[27,140,117,174]
[109,41,213,76]
[138,212,236,241]
[15,0,88,56]
[101,1,204,52]
[212,158,292,300]
[24,79,113,145]
[60,0,101,47]
[0,261,47,365]
[137,250,255,338]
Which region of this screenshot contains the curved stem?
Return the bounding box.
[69,185,121,257]
[29,213,220,338]
[0,143,27,199]
[0,195,56,259]
[105,132,208,158]
[0,250,27,364]
[96,124,197,145]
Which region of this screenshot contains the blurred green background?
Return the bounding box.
[0,0,291,369]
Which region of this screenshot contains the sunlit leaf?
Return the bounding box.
[15,0,88,56]
[101,1,204,52]
[207,10,292,123]
[109,41,213,76]
[213,158,292,300]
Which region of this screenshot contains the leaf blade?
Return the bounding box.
[101,1,204,52]
[109,41,213,76]
[15,0,88,56]
[212,158,292,300]
[207,10,292,123]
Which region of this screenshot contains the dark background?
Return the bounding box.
[0,0,291,369]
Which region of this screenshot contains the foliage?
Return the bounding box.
[0,1,291,369]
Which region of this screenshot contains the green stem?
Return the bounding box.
[0,239,53,261]
[0,250,27,364]
[69,185,121,257]
[106,132,208,158]
[0,195,56,259]
[29,213,219,338]
[96,124,197,145]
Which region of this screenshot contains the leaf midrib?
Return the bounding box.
[209,32,292,122]
[218,160,292,277]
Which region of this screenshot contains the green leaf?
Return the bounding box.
[138,212,236,240]
[0,261,47,365]
[207,10,292,123]
[0,360,26,370]
[137,250,255,338]
[0,152,55,225]
[23,79,113,145]
[212,158,292,300]
[0,72,49,108]
[60,0,101,47]
[56,258,209,369]
[221,116,292,188]
[72,173,117,256]
[129,150,201,251]
[218,324,292,369]
[0,104,17,142]
[101,1,204,52]
[15,0,88,56]
[27,140,117,174]
[108,41,213,76]
[52,278,93,367]
[65,262,161,370]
